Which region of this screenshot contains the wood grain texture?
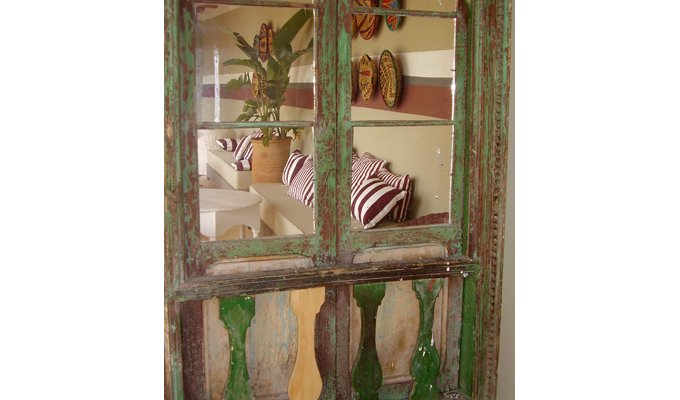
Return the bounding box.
[351,283,386,400]
[288,287,326,400]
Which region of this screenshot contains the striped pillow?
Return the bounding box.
[230,160,251,171]
[351,175,406,229]
[376,170,412,222]
[233,131,264,161]
[287,157,315,207]
[282,150,309,185]
[216,138,238,151]
[350,152,387,194]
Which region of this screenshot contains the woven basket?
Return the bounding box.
[251,137,293,184]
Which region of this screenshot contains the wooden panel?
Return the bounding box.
[410,279,444,399]
[289,287,326,400]
[205,293,297,400]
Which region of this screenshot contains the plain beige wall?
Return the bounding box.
[497,5,515,398]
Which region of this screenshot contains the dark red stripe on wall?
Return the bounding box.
[202,80,453,120]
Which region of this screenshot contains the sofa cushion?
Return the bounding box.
[217,138,238,151]
[282,150,309,185]
[376,170,411,222]
[287,157,314,207]
[351,152,387,195]
[351,175,406,229]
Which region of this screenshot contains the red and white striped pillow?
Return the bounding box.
[216,138,238,151]
[350,152,387,194]
[233,131,264,161]
[376,170,412,222]
[282,150,309,185]
[351,175,407,229]
[287,157,315,207]
[230,160,251,171]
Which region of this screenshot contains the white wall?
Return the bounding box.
[497,6,515,399]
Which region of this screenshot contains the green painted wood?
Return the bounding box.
[451,0,471,257]
[410,279,444,399]
[350,120,454,128]
[219,296,256,400]
[314,0,338,267]
[201,236,317,264]
[336,0,354,265]
[177,259,478,301]
[458,275,477,396]
[351,225,455,255]
[351,5,460,19]
[197,121,314,130]
[351,283,386,400]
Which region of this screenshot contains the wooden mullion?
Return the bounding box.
[350,119,454,128]
[351,224,456,254]
[176,258,479,300]
[197,120,314,130]
[337,0,353,265]
[351,5,460,19]
[200,235,317,264]
[315,0,338,266]
[179,0,202,278]
[195,0,317,8]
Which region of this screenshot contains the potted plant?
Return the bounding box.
[222,9,313,183]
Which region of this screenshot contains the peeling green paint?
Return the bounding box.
[351,283,386,400]
[219,296,256,400]
[410,279,444,399]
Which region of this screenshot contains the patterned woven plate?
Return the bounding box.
[379,50,401,108]
[359,54,378,100]
[353,0,379,40]
[351,60,358,101]
[258,23,274,62]
[381,0,401,31]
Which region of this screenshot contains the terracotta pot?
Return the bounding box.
[251,137,293,184]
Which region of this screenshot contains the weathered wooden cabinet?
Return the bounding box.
[165,0,512,399]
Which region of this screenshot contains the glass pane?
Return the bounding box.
[196,5,315,123]
[350,125,452,231]
[350,15,455,121]
[198,127,315,242]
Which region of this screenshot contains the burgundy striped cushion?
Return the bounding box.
[233,131,263,161]
[351,175,406,229]
[282,150,309,185]
[287,157,314,207]
[350,152,387,195]
[230,160,251,171]
[376,170,412,222]
[216,138,238,151]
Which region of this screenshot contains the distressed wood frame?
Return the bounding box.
[164,0,512,398]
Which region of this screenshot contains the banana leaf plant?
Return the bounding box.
[222,9,313,146]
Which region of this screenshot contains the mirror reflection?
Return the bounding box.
[196,5,315,123]
[350,14,455,121]
[350,125,452,231]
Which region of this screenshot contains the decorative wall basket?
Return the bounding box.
[258,23,274,62]
[379,50,402,108]
[381,0,401,31]
[353,0,379,40]
[351,60,359,102]
[359,54,378,100]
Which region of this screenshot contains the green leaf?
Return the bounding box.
[220,28,258,61]
[266,57,283,81]
[222,59,267,78]
[224,73,251,93]
[272,9,313,62]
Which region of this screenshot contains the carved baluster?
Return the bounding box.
[410,279,444,399]
[351,283,386,400]
[219,296,256,400]
[288,287,326,400]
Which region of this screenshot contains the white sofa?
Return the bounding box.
[206,149,252,190]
